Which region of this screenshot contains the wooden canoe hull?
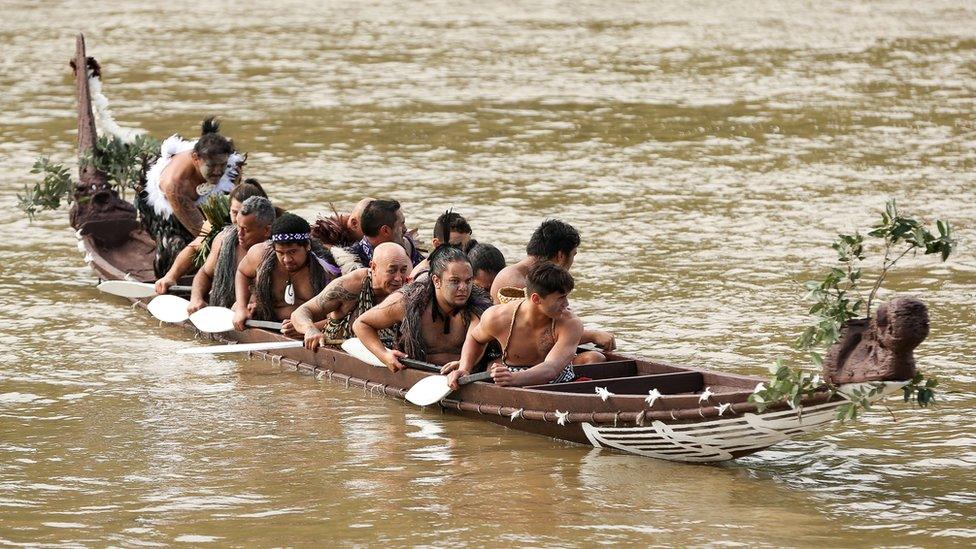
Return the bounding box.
[72,223,888,463]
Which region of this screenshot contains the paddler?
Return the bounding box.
[291,242,411,351]
[187,195,276,313]
[232,213,340,336]
[490,218,615,356]
[446,262,595,388]
[353,245,492,371]
[409,209,476,280]
[155,179,269,295]
[343,199,424,270]
[466,242,506,292]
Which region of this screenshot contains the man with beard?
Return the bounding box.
[447,262,588,389]
[292,242,412,351]
[353,246,491,371]
[232,213,340,336]
[187,195,275,313]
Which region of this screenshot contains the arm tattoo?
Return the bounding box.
[322,284,358,304]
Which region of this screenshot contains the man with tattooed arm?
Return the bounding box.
[291,242,411,350]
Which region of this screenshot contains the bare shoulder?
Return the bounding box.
[341,268,369,291]
[489,265,523,299]
[242,241,270,265]
[556,310,585,336]
[479,303,511,335]
[209,230,226,250]
[320,269,365,302]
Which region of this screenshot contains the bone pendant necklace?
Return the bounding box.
[284,277,295,305]
[196,182,215,196]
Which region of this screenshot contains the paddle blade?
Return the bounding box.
[405,375,452,406]
[147,295,190,323]
[178,340,304,355]
[341,337,385,368]
[98,280,156,298]
[189,306,236,333]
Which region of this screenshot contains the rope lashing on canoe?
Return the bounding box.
[221,343,834,425]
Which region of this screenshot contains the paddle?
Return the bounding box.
[339,339,442,373]
[340,337,386,367]
[177,340,304,355]
[181,332,362,355]
[189,306,283,333]
[98,280,191,298]
[405,369,493,406]
[146,294,191,323]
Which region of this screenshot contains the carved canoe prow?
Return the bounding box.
[822,297,930,384]
[68,33,139,246]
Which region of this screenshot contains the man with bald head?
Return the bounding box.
[292,242,412,350]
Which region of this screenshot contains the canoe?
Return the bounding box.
[65,34,899,463]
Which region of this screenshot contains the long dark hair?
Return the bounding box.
[398,245,490,360]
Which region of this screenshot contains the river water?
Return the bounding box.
[1,1,974,546]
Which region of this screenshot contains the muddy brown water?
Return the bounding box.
[0,1,974,546]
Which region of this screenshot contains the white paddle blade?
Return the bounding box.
[178,340,304,355]
[98,280,156,298]
[189,306,236,333]
[341,338,386,368]
[147,295,190,323]
[405,375,453,406]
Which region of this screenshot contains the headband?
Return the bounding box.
[271,232,310,243]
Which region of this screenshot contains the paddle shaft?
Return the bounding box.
[168,285,192,293]
[399,358,492,385]
[246,320,283,330]
[399,357,443,373]
[458,370,493,385]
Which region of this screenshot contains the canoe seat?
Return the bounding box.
[526,371,703,395]
[570,360,637,380]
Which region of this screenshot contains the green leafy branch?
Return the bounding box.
[19,133,160,221]
[18,158,75,221]
[79,134,160,198]
[749,200,953,420]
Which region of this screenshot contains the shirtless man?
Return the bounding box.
[447,262,586,388]
[291,242,411,351]
[232,213,340,335]
[490,218,615,354]
[187,196,275,313]
[147,118,240,236]
[353,246,492,371]
[409,210,475,279]
[155,180,268,295]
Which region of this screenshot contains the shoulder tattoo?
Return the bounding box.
[319,283,358,306]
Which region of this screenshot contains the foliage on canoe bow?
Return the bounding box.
[750,199,953,420]
[19,133,159,220]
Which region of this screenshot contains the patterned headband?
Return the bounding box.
[271,232,311,243]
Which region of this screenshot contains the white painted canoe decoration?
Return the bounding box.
[581,382,906,462]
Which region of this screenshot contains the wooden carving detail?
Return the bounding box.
[823,297,929,384]
[68,33,138,247]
